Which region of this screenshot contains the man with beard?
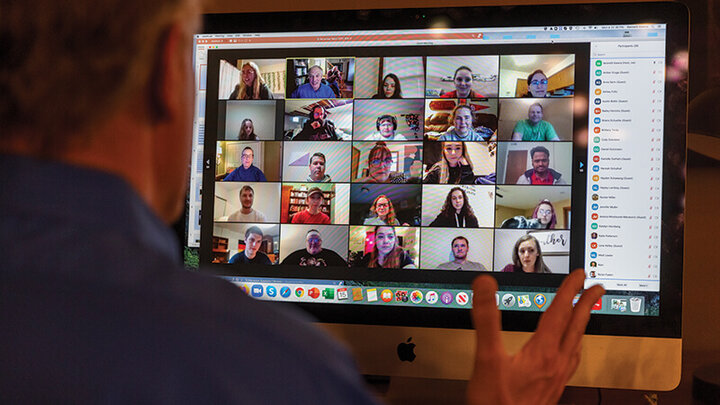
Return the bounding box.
[227,185,267,222]
[293,105,340,141]
[281,229,347,267]
[306,153,332,182]
[437,236,487,271]
[516,145,567,185]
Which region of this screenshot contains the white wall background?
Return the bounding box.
[492,229,570,273]
[425,55,499,97]
[213,182,281,222]
[282,142,351,182]
[419,228,494,270]
[353,99,425,140]
[225,100,277,140]
[421,185,496,227]
[496,141,573,184]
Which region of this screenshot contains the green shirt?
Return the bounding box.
[513,119,560,141]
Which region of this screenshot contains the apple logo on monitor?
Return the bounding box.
[397,337,416,362]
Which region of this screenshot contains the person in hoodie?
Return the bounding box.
[516,145,567,185]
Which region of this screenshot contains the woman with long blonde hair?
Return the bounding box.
[230,61,274,100]
[424,141,475,184]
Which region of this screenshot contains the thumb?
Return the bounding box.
[471,276,503,357]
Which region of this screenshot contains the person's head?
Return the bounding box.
[308,65,324,91]
[527,69,549,97]
[440,187,475,218]
[453,66,474,98]
[309,105,327,125]
[441,141,467,168]
[367,142,393,182]
[374,226,397,257]
[370,194,397,224]
[532,199,557,229]
[239,185,255,210]
[376,115,397,139]
[240,118,255,138]
[308,152,326,181]
[451,236,469,261]
[243,226,264,258]
[512,234,550,273]
[241,147,254,169]
[528,103,544,125]
[381,73,402,98]
[530,146,550,175]
[305,187,324,213]
[305,229,323,255]
[1,0,200,224]
[450,105,474,136]
[241,62,260,87]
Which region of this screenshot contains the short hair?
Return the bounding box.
[239,185,254,195]
[529,102,543,111]
[451,236,469,248]
[530,145,550,159]
[306,229,321,237]
[242,146,254,154]
[453,65,473,78]
[244,226,263,239]
[527,69,548,85]
[0,0,198,155]
[309,152,326,165]
[376,115,397,131]
[308,65,324,75]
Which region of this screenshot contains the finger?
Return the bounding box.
[471,275,503,357]
[534,269,587,345]
[559,283,605,356]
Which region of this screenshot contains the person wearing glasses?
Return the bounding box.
[524,69,550,98]
[440,66,485,99]
[357,142,406,183]
[439,105,492,142]
[291,187,331,224]
[511,103,559,141]
[222,146,267,182]
[515,145,566,185]
[363,194,401,226]
[500,199,559,229]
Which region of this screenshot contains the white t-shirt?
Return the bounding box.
[227,209,267,222]
[366,132,407,141]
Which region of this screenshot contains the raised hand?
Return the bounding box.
[467,269,605,405]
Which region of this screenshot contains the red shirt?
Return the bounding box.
[291,209,331,224]
[530,171,555,185]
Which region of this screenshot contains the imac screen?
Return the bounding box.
[187,3,686,337]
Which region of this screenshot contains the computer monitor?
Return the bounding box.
[185,2,688,390]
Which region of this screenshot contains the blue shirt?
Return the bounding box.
[222,164,267,182]
[0,154,379,404]
[290,83,336,98]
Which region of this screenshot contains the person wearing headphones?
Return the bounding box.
[293,105,340,141]
[367,114,407,141]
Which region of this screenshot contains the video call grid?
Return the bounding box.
[208,52,578,272]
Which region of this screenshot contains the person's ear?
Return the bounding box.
[149,23,190,123]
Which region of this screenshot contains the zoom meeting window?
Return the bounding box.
[191,24,666,316]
